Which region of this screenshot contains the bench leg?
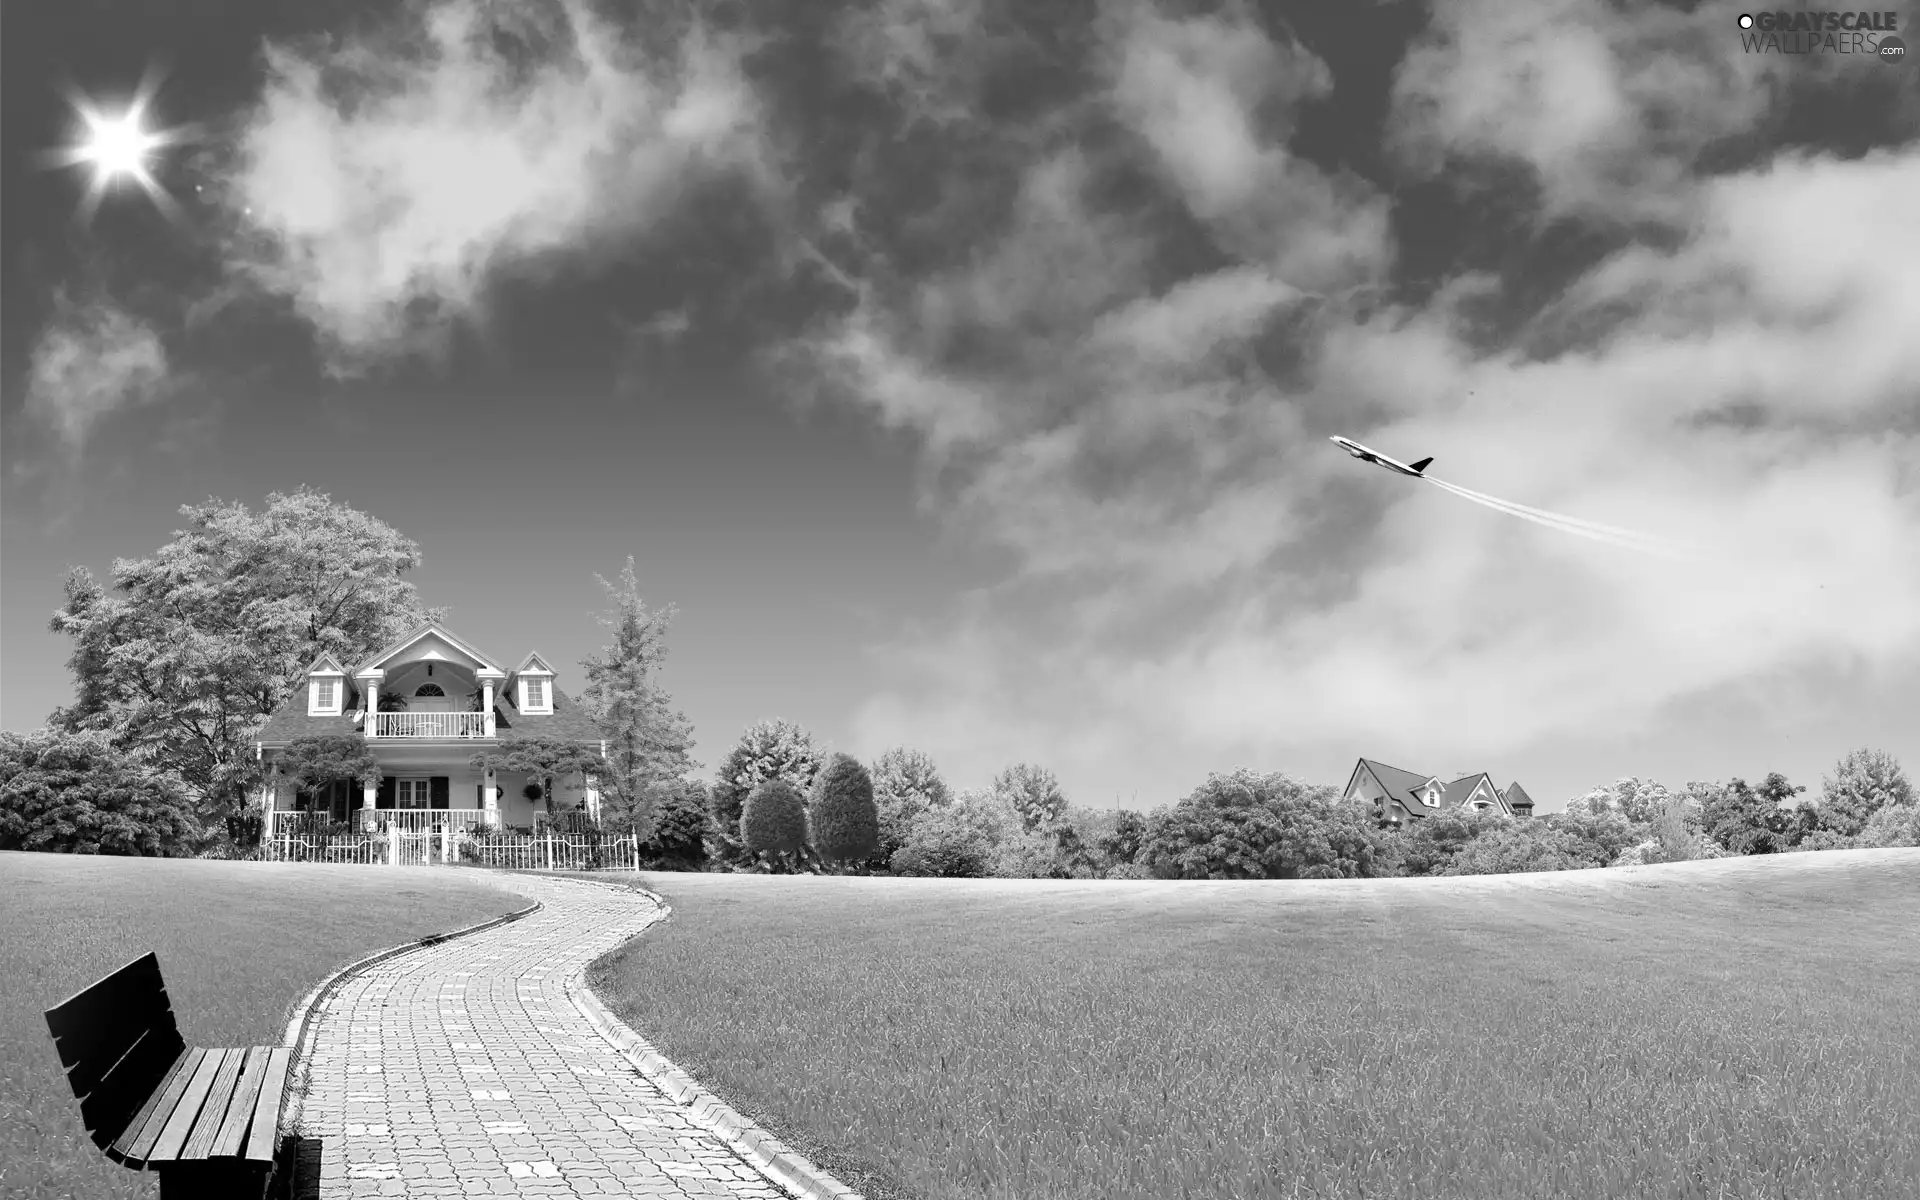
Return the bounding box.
[155,1160,273,1199]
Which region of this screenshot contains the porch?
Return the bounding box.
[266,808,497,837]
[368,711,491,739]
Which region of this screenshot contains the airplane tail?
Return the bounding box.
[1408,457,1433,474]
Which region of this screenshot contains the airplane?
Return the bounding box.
[1329,436,1433,478]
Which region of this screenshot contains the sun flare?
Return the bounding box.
[46,73,190,222]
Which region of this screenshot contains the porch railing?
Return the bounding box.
[371,711,488,738]
[267,808,495,837]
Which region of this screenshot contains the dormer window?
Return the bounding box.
[520,676,550,713]
[308,675,343,716]
[1422,789,1439,807]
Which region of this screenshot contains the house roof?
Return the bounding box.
[511,651,555,676]
[1441,773,1503,811]
[304,651,348,675]
[1503,781,1536,809]
[353,621,506,676]
[257,679,364,744]
[490,687,606,746]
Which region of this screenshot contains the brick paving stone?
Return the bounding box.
[292,874,818,1199]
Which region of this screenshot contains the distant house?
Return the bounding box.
[1343,758,1535,826]
[253,621,608,837]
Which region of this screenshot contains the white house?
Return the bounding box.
[1343,758,1536,826]
[253,621,609,837]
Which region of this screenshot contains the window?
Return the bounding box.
[316,679,334,707]
[396,780,430,809]
[414,683,445,697]
[524,678,546,709]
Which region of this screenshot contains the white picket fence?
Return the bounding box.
[262,827,641,872]
[461,833,642,873]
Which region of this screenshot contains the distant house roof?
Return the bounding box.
[1353,760,1523,821]
[1503,781,1536,809]
[1441,773,1504,812]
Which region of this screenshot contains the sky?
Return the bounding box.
[3,0,1917,815]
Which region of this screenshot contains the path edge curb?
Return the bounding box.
[554,875,866,1200]
[278,890,545,1136]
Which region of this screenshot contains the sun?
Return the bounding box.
[44,70,191,222]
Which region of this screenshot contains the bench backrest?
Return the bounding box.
[44,952,187,1151]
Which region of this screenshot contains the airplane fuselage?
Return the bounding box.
[1329,436,1432,478]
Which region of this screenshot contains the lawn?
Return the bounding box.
[583,849,1920,1200]
[0,852,525,1200]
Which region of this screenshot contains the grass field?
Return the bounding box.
[0,852,524,1200]
[585,849,1920,1200]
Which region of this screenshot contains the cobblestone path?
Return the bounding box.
[293,873,792,1199]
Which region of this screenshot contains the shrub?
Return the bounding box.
[1104,862,1152,880]
[1818,748,1914,838]
[890,791,1013,877]
[642,780,714,868]
[0,727,203,856]
[741,778,809,868]
[1443,821,1589,876]
[810,753,880,869]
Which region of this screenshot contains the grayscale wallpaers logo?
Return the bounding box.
[1737,11,1907,58]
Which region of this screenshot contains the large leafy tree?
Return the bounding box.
[889,789,1014,877]
[1818,748,1913,838]
[578,556,698,842]
[1700,773,1807,854]
[1137,769,1392,880]
[991,762,1068,832]
[809,753,880,869]
[0,728,202,856]
[470,736,606,816]
[708,720,824,861]
[1565,777,1672,826]
[278,734,382,797]
[46,487,441,839]
[869,746,953,864]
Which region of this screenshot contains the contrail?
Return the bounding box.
[1425,476,1697,560]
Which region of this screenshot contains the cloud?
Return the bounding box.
[220,0,770,374]
[23,292,171,452]
[1387,0,1807,225]
[795,3,1920,804]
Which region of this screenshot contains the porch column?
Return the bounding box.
[364,676,380,738]
[257,780,275,845]
[481,681,495,737]
[362,779,378,832]
[583,774,600,822]
[484,767,498,824]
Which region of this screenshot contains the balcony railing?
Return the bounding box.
[372,711,488,738]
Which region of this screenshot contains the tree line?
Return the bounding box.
[2,487,1915,873]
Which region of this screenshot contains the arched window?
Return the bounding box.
[414,683,446,697]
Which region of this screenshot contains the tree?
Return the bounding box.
[992,763,1067,832]
[470,736,606,817]
[0,728,202,856]
[1566,777,1672,826]
[46,487,441,841]
[869,746,953,864]
[1649,790,1697,863]
[741,778,810,870]
[1540,806,1641,867]
[1853,799,1920,848]
[1134,769,1390,880]
[1443,821,1589,876]
[809,753,880,869]
[1818,748,1913,838]
[278,734,382,799]
[578,557,698,843]
[889,789,1014,877]
[1393,808,1512,876]
[641,779,715,868]
[708,720,824,861]
[1096,809,1149,868]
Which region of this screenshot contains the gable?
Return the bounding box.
[1443,773,1503,812]
[356,622,504,676]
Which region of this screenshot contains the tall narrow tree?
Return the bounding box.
[47,488,441,840]
[578,556,697,842]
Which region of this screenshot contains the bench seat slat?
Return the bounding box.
[243,1048,293,1163]
[210,1048,271,1158]
[148,1048,229,1162]
[180,1048,249,1160]
[79,1027,190,1156]
[105,1046,192,1164]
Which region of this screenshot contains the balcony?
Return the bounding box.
[371,711,489,738]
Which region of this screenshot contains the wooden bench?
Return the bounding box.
[44,952,293,1199]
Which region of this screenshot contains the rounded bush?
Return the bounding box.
[741,778,808,859]
[809,752,879,867]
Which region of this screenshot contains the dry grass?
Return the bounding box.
[583,849,1920,1200]
[0,852,523,1200]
